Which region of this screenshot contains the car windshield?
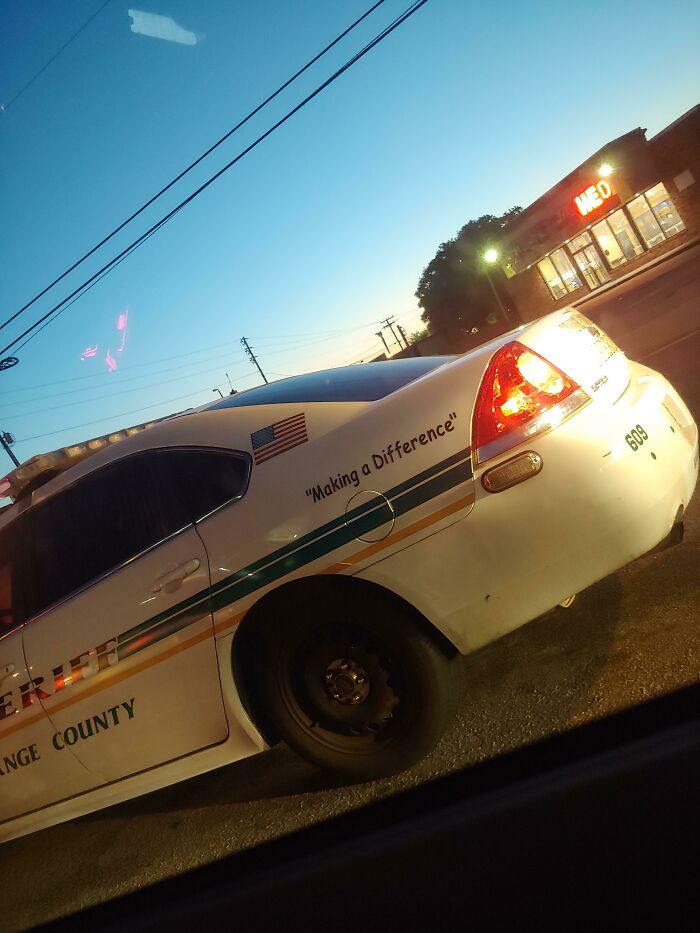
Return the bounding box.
[1,1,698,928]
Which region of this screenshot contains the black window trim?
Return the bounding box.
[19,445,251,626]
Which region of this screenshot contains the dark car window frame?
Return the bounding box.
[18,446,250,625]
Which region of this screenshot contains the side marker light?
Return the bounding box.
[482,451,543,493]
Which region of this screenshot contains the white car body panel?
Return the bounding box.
[21,526,228,783]
[0,308,697,842]
[0,630,101,823]
[359,362,697,652]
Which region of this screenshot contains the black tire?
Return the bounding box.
[255,581,462,780]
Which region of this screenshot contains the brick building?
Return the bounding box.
[500,103,700,322]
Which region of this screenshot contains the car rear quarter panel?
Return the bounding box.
[358,364,698,654]
[195,356,489,642]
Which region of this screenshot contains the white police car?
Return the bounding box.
[0,308,697,842]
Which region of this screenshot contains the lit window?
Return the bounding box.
[549,248,582,293]
[570,243,610,290]
[537,257,568,299]
[607,209,644,261]
[645,183,685,237]
[591,219,626,269]
[567,231,593,252]
[628,194,666,248]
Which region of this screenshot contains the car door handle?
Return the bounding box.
[152,559,201,594]
[0,663,16,686]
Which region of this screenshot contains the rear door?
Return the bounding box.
[21,451,229,784]
[0,519,100,824]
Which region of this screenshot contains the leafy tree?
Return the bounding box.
[408,325,431,345]
[416,207,522,335]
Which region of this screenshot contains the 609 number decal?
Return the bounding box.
[625,424,648,451]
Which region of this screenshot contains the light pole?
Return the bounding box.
[482,248,510,324]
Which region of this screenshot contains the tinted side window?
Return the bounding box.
[151,448,249,522]
[25,455,185,619]
[0,521,19,635]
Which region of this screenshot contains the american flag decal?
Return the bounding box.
[251,413,308,465]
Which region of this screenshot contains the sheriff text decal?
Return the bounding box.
[0,697,136,778]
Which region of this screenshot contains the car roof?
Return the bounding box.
[0,357,455,512]
[207,357,455,409]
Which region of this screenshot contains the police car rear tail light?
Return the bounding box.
[472,341,589,464]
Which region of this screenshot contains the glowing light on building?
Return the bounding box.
[574,180,613,216]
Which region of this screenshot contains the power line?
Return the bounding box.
[0,321,378,396]
[2,362,254,420]
[1,0,113,113]
[8,210,176,358]
[246,320,382,343]
[0,348,250,401]
[247,328,380,359]
[0,0,431,362]
[0,339,248,395]
[15,388,216,445]
[0,320,382,399]
[0,0,389,337]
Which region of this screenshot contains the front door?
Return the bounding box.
[21,452,229,784]
[573,245,610,290]
[1,522,100,824]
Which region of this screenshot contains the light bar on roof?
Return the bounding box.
[0,413,176,503]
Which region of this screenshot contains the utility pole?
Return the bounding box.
[383,317,404,350]
[396,322,409,348]
[1,431,19,468]
[240,337,269,384]
[375,331,391,356]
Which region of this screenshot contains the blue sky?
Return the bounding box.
[1,0,699,470]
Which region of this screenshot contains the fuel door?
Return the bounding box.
[345,490,394,543]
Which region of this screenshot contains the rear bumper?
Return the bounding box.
[358,364,698,654]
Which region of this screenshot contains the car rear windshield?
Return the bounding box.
[207,357,454,409]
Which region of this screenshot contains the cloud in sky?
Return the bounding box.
[128,10,199,46]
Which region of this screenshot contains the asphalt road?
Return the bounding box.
[4,279,700,931]
[577,240,700,360]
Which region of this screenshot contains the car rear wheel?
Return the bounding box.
[256,583,462,780]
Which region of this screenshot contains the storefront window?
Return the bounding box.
[645,182,685,237]
[549,247,582,293]
[537,257,568,299]
[567,231,592,252]
[628,194,666,248]
[591,219,626,269]
[607,209,644,261]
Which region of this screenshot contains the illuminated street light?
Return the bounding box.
[481,248,509,324]
[599,162,613,177]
